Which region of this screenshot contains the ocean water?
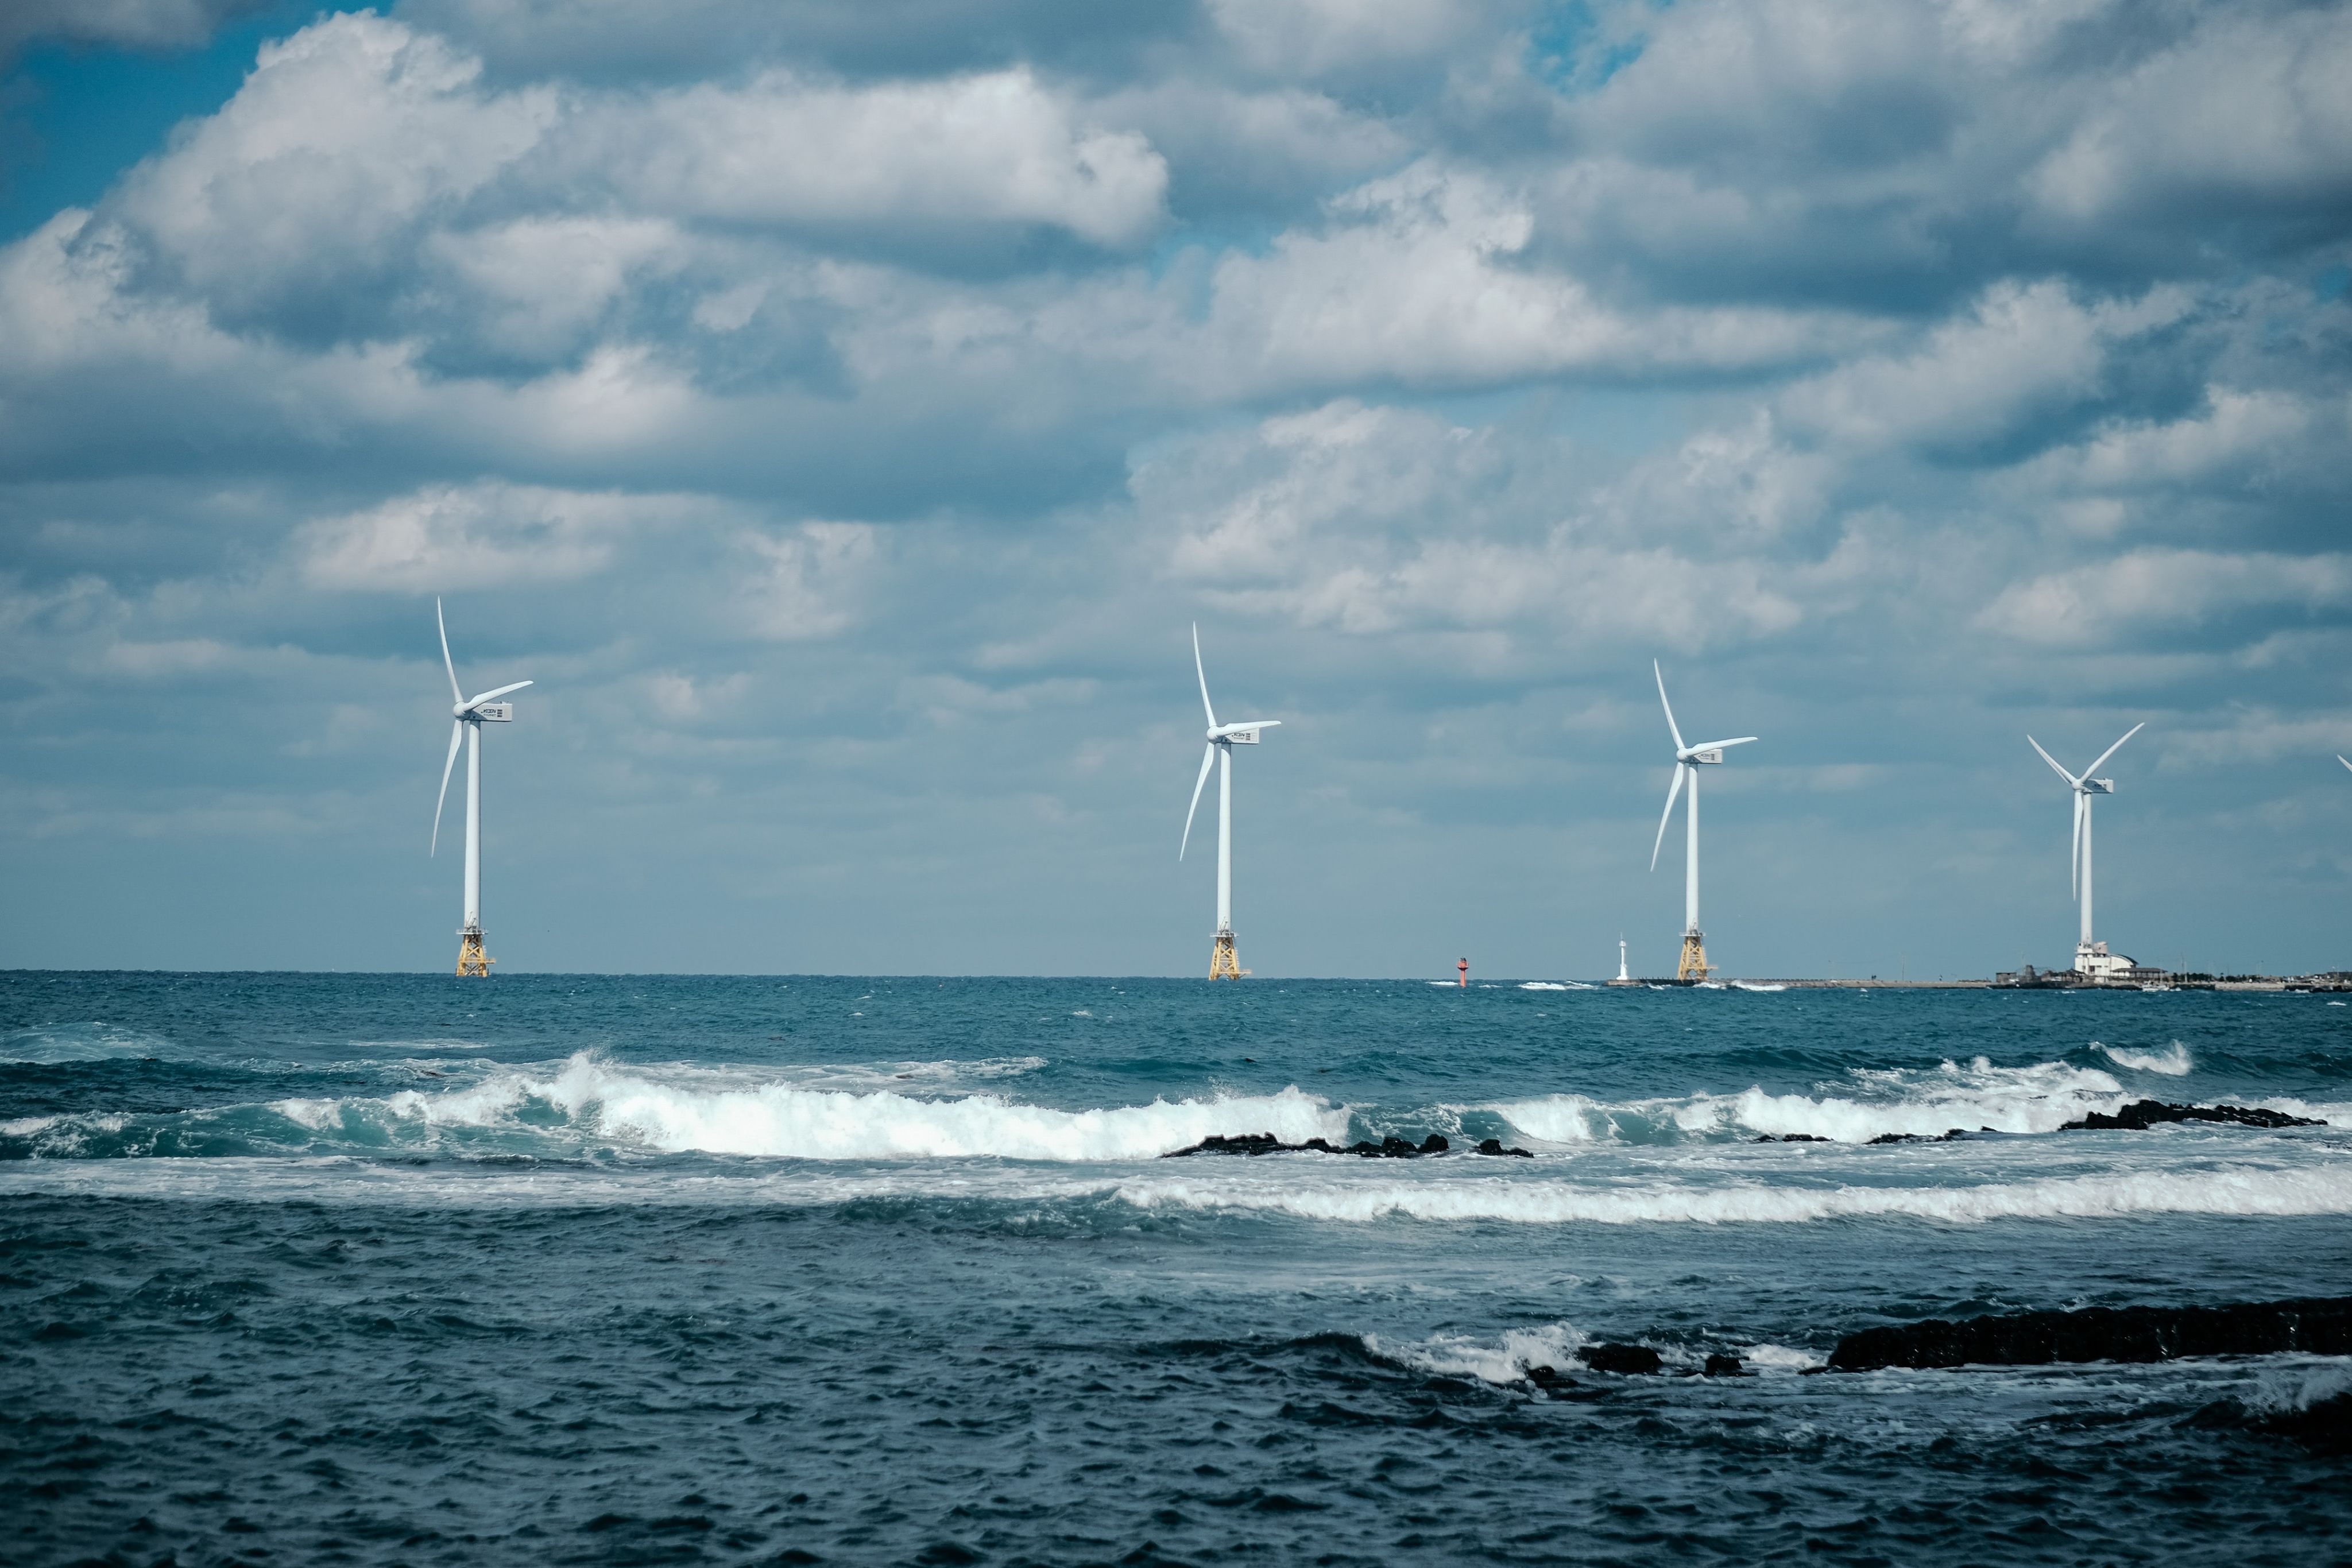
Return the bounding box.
[3,971,2349,1566]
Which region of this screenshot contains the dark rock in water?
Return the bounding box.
[1754,1133,1831,1143]
[1703,1353,1746,1377]
[1828,1295,2352,1372]
[1577,1343,1663,1375]
[2061,1099,2323,1132]
[1163,1133,1285,1156]
[1525,1364,1565,1386]
[1867,1128,1968,1144]
[1162,1132,1452,1159]
[1475,1137,1534,1157]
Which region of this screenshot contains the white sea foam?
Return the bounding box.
[1497,1057,2135,1144]
[1368,1321,1824,1383]
[1732,982,1788,993]
[1491,1094,1606,1143]
[280,1054,1345,1162]
[1,1023,179,1063]
[1518,981,1592,992]
[1115,1161,2352,1225]
[1368,1321,1591,1383]
[2243,1361,2352,1416]
[2098,1041,2194,1075]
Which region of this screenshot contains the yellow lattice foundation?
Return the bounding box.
[457,928,494,978]
[1210,930,1245,980]
[1676,930,1709,983]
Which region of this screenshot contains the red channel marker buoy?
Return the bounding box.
[1458,958,1469,988]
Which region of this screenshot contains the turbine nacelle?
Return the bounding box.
[1647,660,1761,873]
[2026,724,2142,907]
[1181,625,1282,864]
[432,600,532,858]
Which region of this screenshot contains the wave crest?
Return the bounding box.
[2099,1042,2194,1075]
[1116,1162,2352,1225]
[1498,1058,2132,1144]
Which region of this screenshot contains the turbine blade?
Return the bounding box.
[432,719,462,855]
[1192,623,1217,731]
[1689,737,1758,752]
[1179,742,1216,860]
[2341,755,2352,773]
[2027,735,2078,787]
[464,679,533,708]
[1649,764,1686,872]
[2071,790,2084,900]
[437,598,462,704]
[2081,721,2144,782]
[1653,660,1684,752]
[1214,719,1281,735]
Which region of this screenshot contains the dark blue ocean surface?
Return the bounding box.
[4,972,2350,1565]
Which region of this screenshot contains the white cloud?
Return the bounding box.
[2030,5,2352,223]
[109,13,557,323]
[1198,163,1871,393]
[1977,548,2352,647]
[736,522,879,641]
[605,68,1168,246]
[297,482,672,591]
[2007,386,2320,495]
[1206,0,1486,76]
[1150,400,1804,647]
[0,0,264,57]
[424,216,686,362]
[1777,280,2183,454]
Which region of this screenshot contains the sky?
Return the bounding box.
[2,0,2350,979]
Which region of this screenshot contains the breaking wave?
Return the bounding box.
[1366,1321,1823,1383]
[2,1054,1346,1163]
[1115,1162,2352,1226]
[2099,1042,2194,1076]
[1496,1058,2141,1144]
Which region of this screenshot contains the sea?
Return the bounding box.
[4,970,2349,1566]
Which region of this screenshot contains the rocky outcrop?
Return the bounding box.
[1828,1296,2352,1372]
[1474,1138,1533,1157]
[1163,1132,1452,1159]
[2060,1099,2322,1131]
[1576,1343,1663,1375]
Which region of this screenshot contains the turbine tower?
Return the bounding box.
[1647,661,1758,983]
[2027,723,2143,979]
[431,599,532,977]
[1181,625,1281,979]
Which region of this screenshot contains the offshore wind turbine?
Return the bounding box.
[2026,723,2143,979]
[1180,625,1281,979]
[431,599,532,977]
[1647,661,1758,982]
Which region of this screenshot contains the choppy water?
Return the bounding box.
[4,971,2349,1565]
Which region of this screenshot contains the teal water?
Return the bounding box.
[4,973,2349,1563]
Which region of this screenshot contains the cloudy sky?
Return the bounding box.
[3,0,2349,978]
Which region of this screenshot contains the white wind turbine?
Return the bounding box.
[1181,625,1281,979]
[431,599,532,977]
[1647,661,1758,982]
[2027,723,2142,978]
